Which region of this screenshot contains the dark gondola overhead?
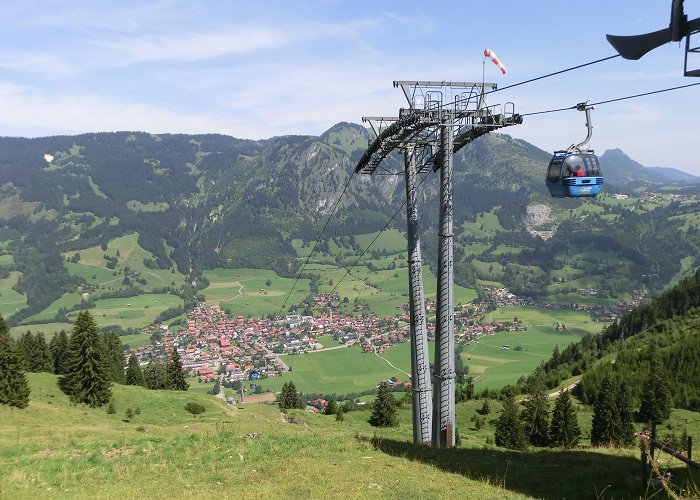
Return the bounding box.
[546,101,604,198]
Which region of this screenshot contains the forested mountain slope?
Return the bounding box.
[519,268,700,410]
[0,125,699,325]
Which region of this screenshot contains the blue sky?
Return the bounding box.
[1,1,699,174]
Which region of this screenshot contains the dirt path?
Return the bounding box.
[547,381,579,399]
[239,393,276,404]
[374,352,411,378]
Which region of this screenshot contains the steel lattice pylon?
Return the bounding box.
[355,80,522,448]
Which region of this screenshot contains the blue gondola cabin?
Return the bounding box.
[546,151,603,198]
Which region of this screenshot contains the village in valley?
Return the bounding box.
[127,289,537,391]
[125,285,648,395]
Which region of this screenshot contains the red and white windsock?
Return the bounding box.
[484,48,507,75]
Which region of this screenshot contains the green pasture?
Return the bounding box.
[126,200,170,212]
[24,292,83,323]
[62,233,186,289]
[484,306,601,332]
[260,345,408,395]
[9,373,695,499]
[316,335,341,348]
[462,326,585,390]
[490,244,523,256]
[347,264,477,308]
[118,332,153,349]
[0,271,27,318]
[65,293,183,329]
[202,267,308,318]
[354,229,406,254]
[0,253,14,265]
[460,209,503,238]
[9,322,73,339]
[669,255,697,286]
[202,262,476,319]
[64,262,122,286]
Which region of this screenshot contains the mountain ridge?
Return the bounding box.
[0,123,699,327]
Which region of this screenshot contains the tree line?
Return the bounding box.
[0,311,189,410]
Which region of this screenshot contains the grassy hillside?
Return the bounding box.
[2,373,697,499]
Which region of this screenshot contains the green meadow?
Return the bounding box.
[78,294,183,329]
[19,293,183,332]
[2,372,697,499]
[0,271,27,318]
[248,305,603,396]
[257,345,409,395]
[62,233,187,290]
[202,268,310,318]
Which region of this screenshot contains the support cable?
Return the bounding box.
[431,54,621,112]
[490,54,621,94]
[276,170,356,318]
[520,80,700,117]
[328,169,433,296]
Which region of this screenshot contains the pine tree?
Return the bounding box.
[101,331,126,384]
[549,389,580,448]
[614,380,635,447]
[144,358,167,389]
[17,331,33,370]
[369,383,398,427]
[0,315,30,408]
[279,381,303,409]
[30,333,53,372]
[60,311,112,407]
[591,375,619,446]
[166,350,189,391]
[325,398,338,415]
[494,391,527,450]
[125,353,144,386]
[639,357,672,425]
[522,383,550,447]
[49,330,69,375]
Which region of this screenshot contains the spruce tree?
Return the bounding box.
[49,330,69,374]
[60,311,112,407]
[166,350,189,391]
[325,398,338,415]
[614,380,635,447]
[550,389,581,448]
[495,391,527,450]
[279,381,302,409]
[30,333,53,372]
[125,353,145,386]
[144,358,167,389]
[101,331,126,384]
[639,358,672,425]
[369,383,398,427]
[591,375,619,446]
[0,315,30,408]
[17,331,33,370]
[522,383,550,447]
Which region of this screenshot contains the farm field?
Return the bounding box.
[62,233,187,290]
[78,294,183,329]
[203,263,477,320]
[460,327,580,390]
[254,305,601,396]
[259,344,408,395]
[0,271,27,318]
[16,293,182,334]
[201,268,310,318]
